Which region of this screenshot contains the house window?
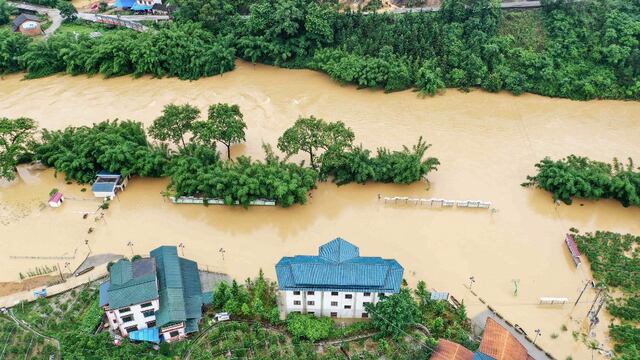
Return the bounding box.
[125,325,138,333]
[146,321,156,328]
[307,301,315,306]
[141,302,153,308]
[112,319,117,324]
[291,311,301,314]
[330,312,337,317]
[331,292,338,296]
[345,294,352,299]
[363,292,371,297]
[143,310,155,318]
[121,315,134,323]
[307,291,315,295]
[307,311,315,315]
[363,302,370,307]
[344,305,351,309]
[362,313,369,318]
[119,307,131,314]
[169,331,180,338]
[293,300,301,306]
[293,291,301,295]
[331,301,338,307]
[378,293,386,298]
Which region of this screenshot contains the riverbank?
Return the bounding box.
[1,61,639,359]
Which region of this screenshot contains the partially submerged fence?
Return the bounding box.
[381,196,492,209]
[171,196,276,206]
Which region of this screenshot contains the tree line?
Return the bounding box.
[0,23,235,80]
[523,155,640,208]
[3,0,638,100]
[1,104,439,207]
[170,0,640,100]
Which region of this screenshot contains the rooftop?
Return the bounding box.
[479,318,530,360]
[275,238,403,293]
[12,14,40,31]
[431,339,474,360]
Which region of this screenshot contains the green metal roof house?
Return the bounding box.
[100,245,211,343]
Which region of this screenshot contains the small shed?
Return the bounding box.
[13,14,43,37]
[48,192,64,208]
[565,234,582,267]
[91,171,128,199]
[431,291,450,301]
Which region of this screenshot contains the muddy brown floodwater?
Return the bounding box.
[1,61,640,359]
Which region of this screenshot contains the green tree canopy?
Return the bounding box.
[286,313,333,342]
[365,288,421,340]
[0,117,37,181]
[0,0,14,25]
[56,0,77,22]
[149,103,201,148]
[193,103,247,159]
[277,116,354,168]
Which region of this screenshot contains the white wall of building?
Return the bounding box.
[281,290,391,319]
[105,299,160,337]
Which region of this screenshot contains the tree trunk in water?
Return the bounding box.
[226,144,231,160]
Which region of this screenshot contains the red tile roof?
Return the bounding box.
[430,339,474,360]
[479,318,529,360]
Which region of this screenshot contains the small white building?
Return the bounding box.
[48,192,64,208]
[275,238,403,319]
[92,171,128,199]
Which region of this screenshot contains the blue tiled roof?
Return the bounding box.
[129,327,160,343]
[99,281,110,307]
[131,3,152,10]
[276,238,403,293]
[473,352,496,360]
[92,182,116,193]
[96,170,120,177]
[115,0,136,8]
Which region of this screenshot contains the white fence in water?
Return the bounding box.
[381,196,492,209]
[170,196,276,206]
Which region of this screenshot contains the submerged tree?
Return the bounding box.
[277,116,354,168]
[149,103,200,148]
[0,117,37,181]
[193,103,247,160]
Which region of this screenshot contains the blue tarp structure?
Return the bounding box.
[114,0,135,7]
[131,3,152,10]
[129,327,160,344]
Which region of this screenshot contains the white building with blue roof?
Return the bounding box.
[275,238,403,319]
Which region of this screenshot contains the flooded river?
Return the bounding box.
[1,61,640,359]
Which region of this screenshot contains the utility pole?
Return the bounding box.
[587,284,606,319]
[533,329,542,344]
[575,280,594,307]
[178,243,185,257]
[127,241,134,256]
[57,263,64,282]
[85,239,92,253]
[468,276,476,291]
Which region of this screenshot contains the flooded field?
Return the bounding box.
[1,61,639,359]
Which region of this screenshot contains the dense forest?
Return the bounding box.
[1,0,639,100]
